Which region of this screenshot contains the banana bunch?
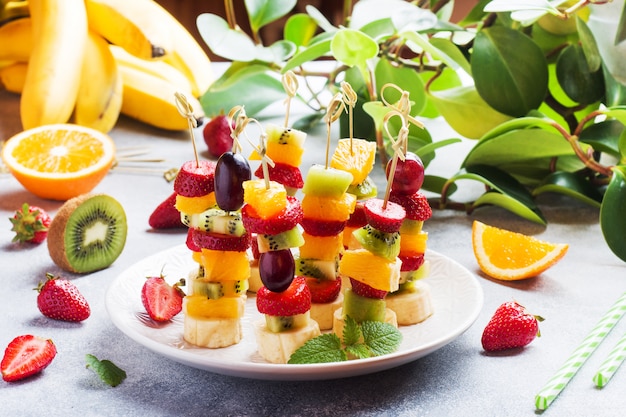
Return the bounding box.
[0,0,211,132]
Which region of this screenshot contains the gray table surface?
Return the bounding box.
[1,84,626,417]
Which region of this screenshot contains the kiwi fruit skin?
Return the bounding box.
[47,193,127,273]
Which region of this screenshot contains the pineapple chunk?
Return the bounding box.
[242,179,287,219]
[399,231,428,257]
[299,232,344,261]
[301,193,356,222]
[199,249,250,282]
[175,192,217,214]
[338,249,401,292]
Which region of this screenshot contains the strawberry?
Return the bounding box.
[173,160,216,197]
[389,191,432,221]
[481,301,543,352]
[36,273,91,322]
[141,275,186,322]
[185,228,201,252]
[203,113,235,158]
[300,218,346,237]
[257,276,311,316]
[149,192,185,229]
[250,233,260,260]
[399,254,425,272]
[349,278,388,299]
[242,195,303,234]
[305,276,342,303]
[191,229,252,252]
[254,162,304,190]
[1,335,57,382]
[10,203,51,244]
[363,198,406,233]
[346,200,367,227]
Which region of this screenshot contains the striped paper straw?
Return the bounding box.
[535,292,626,411]
[593,332,626,388]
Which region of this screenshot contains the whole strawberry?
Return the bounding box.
[141,275,185,321]
[1,335,57,382]
[149,192,185,229]
[481,301,543,352]
[10,203,51,244]
[203,113,234,158]
[36,273,91,322]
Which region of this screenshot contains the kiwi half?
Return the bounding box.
[47,194,127,273]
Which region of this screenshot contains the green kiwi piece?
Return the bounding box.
[352,225,400,261]
[399,219,424,234]
[343,288,386,323]
[265,123,306,147]
[265,313,308,332]
[302,164,354,198]
[295,256,338,280]
[183,209,246,236]
[192,279,249,299]
[347,175,378,199]
[47,194,127,273]
[257,226,304,252]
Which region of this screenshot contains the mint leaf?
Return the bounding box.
[361,321,403,356]
[346,343,372,360]
[288,334,345,364]
[85,354,127,387]
[342,316,361,346]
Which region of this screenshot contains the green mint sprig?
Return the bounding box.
[85,354,127,387]
[288,316,402,364]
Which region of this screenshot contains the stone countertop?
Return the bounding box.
[1,88,626,417]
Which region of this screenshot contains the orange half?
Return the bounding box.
[471,220,569,280]
[2,124,116,201]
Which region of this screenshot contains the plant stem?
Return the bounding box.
[224,0,236,29]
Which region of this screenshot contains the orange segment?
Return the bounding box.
[175,192,217,214]
[249,142,304,167]
[471,221,569,280]
[242,179,287,219]
[1,123,115,201]
[301,193,356,222]
[330,138,376,185]
[199,249,250,281]
[399,231,428,257]
[299,232,344,261]
[184,294,245,319]
[338,248,401,292]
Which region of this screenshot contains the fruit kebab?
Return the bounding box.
[241,125,320,364]
[297,93,355,330]
[249,71,306,196]
[173,96,251,348]
[379,85,434,325]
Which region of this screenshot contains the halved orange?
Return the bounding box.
[471,220,569,280]
[2,124,115,201]
[330,138,376,185]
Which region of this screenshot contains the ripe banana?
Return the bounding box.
[0,61,27,93]
[110,44,193,94]
[0,16,32,61]
[84,0,173,60]
[74,31,122,133]
[118,64,204,131]
[20,0,87,129]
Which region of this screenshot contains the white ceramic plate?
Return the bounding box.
[106,244,483,381]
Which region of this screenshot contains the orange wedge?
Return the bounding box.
[1,124,115,201]
[330,138,376,185]
[471,220,569,280]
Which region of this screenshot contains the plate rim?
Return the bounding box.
[105,244,483,381]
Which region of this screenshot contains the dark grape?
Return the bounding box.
[214,152,251,211]
[258,249,295,292]
[385,151,425,195]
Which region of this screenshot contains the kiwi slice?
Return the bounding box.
[192,279,249,299]
[257,226,304,253]
[352,224,400,260]
[302,164,353,198]
[347,176,378,199]
[47,194,127,273]
[265,313,309,333]
[343,288,386,323]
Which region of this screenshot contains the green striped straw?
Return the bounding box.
[535,292,626,411]
[593,332,626,387]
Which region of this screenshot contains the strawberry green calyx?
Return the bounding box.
[10,203,51,244]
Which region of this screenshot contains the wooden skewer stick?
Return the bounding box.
[174,91,200,166]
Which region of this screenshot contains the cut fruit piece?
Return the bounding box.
[342,225,362,250]
[183,294,246,319]
[199,249,250,281]
[472,220,569,280]
[182,208,245,236]
[257,226,304,253]
[338,249,401,292]
[330,138,376,185]
[389,191,432,221]
[347,176,378,199]
[295,256,338,280]
[265,312,310,333]
[251,141,304,167]
[363,198,406,233]
[256,276,311,316]
[190,278,249,299]
[242,179,287,219]
[253,318,320,364]
[305,276,342,303]
[386,281,433,325]
[265,123,307,147]
[399,254,426,273]
[333,307,397,342]
[1,124,116,201]
[183,315,242,348]
[254,162,304,190]
[299,232,344,261]
[352,224,400,261]
[346,201,368,227]
[47,194,127,273]
[399,259,431,287]
[399,219,424,235]
[174,159,216,197]
[242,195,303,235]
[175,192,217,215]
[301,193,356,222]
[191,229,251,252]
[301,164,353,198]
[350,278,388,299]
[399,231,428,257]
[342,288,386,322]
[300,218,346,237]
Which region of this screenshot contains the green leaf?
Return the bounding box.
[342,316,362,347]
[600,165,626,262]
[361,321,403,356]
[578,119,624,158]
[471,26,548,117]
[284,13,317,47]
[245,0,296,34]
[331,28,379,77]
[423,174,458,195]
[576,17,602,72]
[346,343,372,359]
[532,171,603,207]
[196,14,257,62]
[472,190,546,224]
[429,37,472,76]
[375,58,426,116]
[399,31,463,72]
[357,17,396,42]
[305,4,336,33]
[85,354,126,387]
[287,334,345,364]
[282,38,332,73]
[254,40,297,63]
[556,43,604,104]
